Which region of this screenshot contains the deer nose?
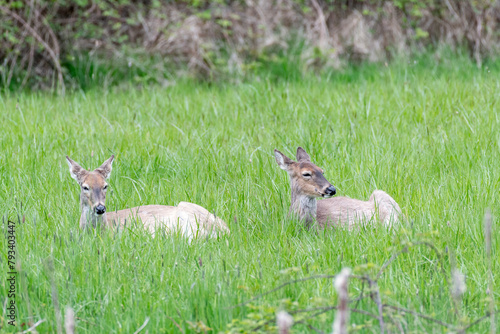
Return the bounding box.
[325,186,336,196]
[95,204,106,215]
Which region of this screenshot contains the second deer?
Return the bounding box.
[274,147,401,229]
[66,155,229,239]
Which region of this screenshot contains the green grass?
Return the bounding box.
[0,57,499,333]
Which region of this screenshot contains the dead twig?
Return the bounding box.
[21,319,46,333]
[306,323,325,334]
[19,0,37,90]
[133,317,150,334]
[376,246,408,281]
[368,277,385,334]
[383,304,454,328]
[461,311,500,332]
[354,278,365,309]
[46,260,63,334]
[75,316,97,326]
[166,315,185,334]
[230,274,337,309]
[0,5,65,94]
[310,0,330,50]
[376,241,459,318]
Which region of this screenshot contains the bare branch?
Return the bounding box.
[376,246,408,281]
[383,304,454,328]
[22,319,46,333]
[133,317,150,334]
[368,278,385,334]
[230,274,337,308]
[0,5,65,94]
[166,315,185,334]
[375,241,459,317]
[461,311,500,332]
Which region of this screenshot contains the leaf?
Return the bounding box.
[4,31,20,44]
[75,0,88,7]
[216,19,232,28]
[197,10,212,20]
[9,1,23,8]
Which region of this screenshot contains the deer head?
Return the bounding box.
[274,147,336,199]
[66,155,114,228]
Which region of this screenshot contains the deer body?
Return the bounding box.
[275,147,401,229]
[317,190,401,228]
[86,203,228,239]
[67,155,229,239]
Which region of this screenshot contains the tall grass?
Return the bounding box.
[0,58,498,333]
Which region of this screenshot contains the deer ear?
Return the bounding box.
[66,156,88,184]
[95,155,114,179]
[296,147,311,162]
[274,149,294,171]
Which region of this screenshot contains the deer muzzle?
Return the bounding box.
[94,204,106,215]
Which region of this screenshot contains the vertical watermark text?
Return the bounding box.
[6,220,16,326]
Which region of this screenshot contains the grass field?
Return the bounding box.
[0,56,499,333]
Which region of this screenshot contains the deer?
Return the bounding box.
[274,147,402,229]
[66,155,229,239]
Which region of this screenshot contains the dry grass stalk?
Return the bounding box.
[369,278,385,334]
[332,268,351,334]
[277,310,294,334]
[46,260,63,334]
[133,317,150,334]
[484,209,495,334]
[64,307,75,334]
[21,319,46,334]
[451,268,467,301]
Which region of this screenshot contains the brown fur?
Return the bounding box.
[66,155,229,239]
[274,147,401,229]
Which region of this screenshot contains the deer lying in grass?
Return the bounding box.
[66,155,229,239]
[274,147,401,229]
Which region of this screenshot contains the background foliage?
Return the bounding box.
[1,0,500,91]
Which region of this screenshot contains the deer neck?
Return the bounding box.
[289,184,317,225]
[79,202,107,229]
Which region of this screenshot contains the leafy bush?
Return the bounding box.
[0,0,499,91]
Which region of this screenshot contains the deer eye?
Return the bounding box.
[103,185,108,190]
[82,185,90,191]
[302,172,312,178]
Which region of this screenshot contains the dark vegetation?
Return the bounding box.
[1,0,499,92]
